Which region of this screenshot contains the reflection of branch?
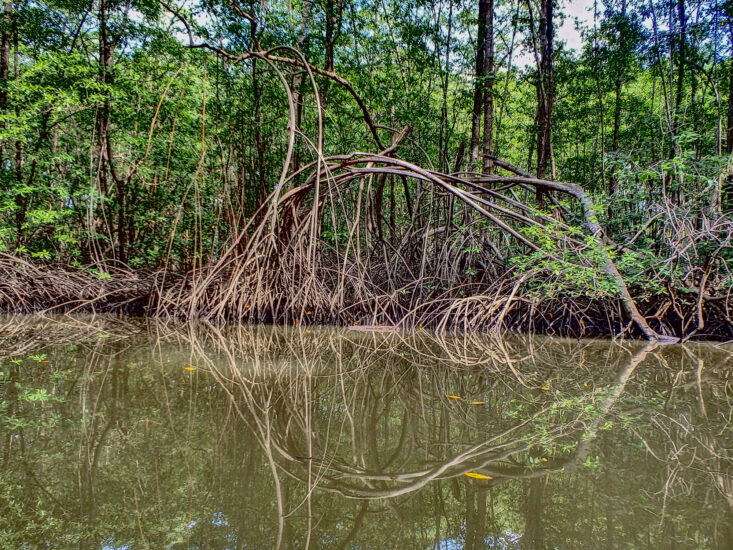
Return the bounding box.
[151,322,667,502]
[10,316,733,545]
[624,345,733,527]
[0,315,139,359]
[569,343,657,470]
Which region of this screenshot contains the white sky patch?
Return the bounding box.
[514,0,595,67]
[561,0,595,51]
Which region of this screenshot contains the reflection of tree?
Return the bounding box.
[0,318,731,548]
[0,314,137,360]
[169,325,676,548]
[625,348,733,548]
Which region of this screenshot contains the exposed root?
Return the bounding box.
[0,253,166,316]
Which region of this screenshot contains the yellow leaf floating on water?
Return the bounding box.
[464,472,492,480]
[184,366,196,371]
[445,394,461,400]
[469,401,485,405]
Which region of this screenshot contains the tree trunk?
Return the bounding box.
[325,1,336,73]
[535,0,553,181]
[609,0,627,197]
[438,0,453,173]
[96,0,112,197]
[726,17,733,210]
[531,0,554,209]
[0,1,26,241]
[465,485,488,549]
[482,0,495,175]
[609,79,622,197]
[524,476,547,549]
[96,0,124,260]
[322,0,341,108]
[729,52,733,158]
[289,0,311,177]
[12,8,24,240]
[482,0,496,174]
[1,0,10,166]
[250,0,266,214]
[470,0,490,169]
[674,0,686,132]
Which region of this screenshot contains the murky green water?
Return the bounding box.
[0,316,731,549]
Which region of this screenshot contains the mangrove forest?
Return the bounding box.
[1,2,733,547]
[0,0,732,339]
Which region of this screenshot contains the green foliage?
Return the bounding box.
[509,223,620,299]
[0,0,729,308]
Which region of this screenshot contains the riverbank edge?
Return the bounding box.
[2,258,731,342]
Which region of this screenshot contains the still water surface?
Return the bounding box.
[0,316,731,549]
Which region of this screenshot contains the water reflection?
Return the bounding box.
[0,316,731,549]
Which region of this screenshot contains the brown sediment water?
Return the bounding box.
[0,315,731,548]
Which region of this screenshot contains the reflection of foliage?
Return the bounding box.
[0,318,731,548]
